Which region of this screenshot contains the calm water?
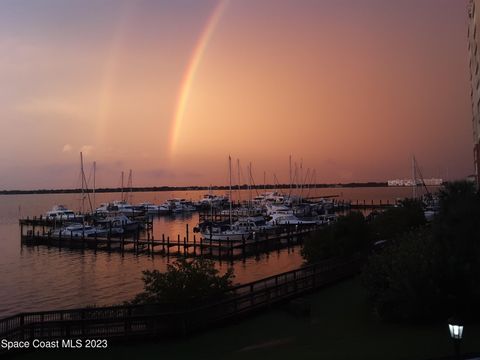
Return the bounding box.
[0,186,431,318]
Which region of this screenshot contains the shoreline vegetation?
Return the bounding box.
[3,181,479,358]
[0,182,390,195]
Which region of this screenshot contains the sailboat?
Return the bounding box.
[95,170,139,216]
[200,156,252,241]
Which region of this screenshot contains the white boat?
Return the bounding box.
[233,216,276,232]
[196,194,229,208]
[267,212,317,226]
[138,202,170,215]
[200,156,254,241]
[163,199,196,213]
[265,204,294,216]
[52,224,107,238]
[45,205,82,221]
[97,214,140,232]
[252,192,287,206]
[201,226,251,241]
[95,201,139,216]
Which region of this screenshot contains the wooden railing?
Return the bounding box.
[0,255,362,344]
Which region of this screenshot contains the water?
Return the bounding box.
[0,186,433,318]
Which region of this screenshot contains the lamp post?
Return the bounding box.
[448,317,464,360]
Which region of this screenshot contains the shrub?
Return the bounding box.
[302,211,371,263]
[131,258,234,305]
[363,181,480,322]
[370,198,426,241]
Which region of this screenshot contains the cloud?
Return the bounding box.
[62,144,72,153]
[80,145,94,156]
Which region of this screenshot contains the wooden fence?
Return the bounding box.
[0,255,362,346]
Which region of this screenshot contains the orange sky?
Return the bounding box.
[0,0,473,189]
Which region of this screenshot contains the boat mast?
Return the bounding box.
[128,169,133,203]
[93,161,96,211]
[289,155,292,197]
[248,162,252,209]
[264,171,266,192]
[229,155,233,227]
[121,171,124,202]
[412,155,417,199]
[300,158,303,202]
[237,158,241,204]
[80,152,85,214]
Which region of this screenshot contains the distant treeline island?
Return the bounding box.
[0,182,388,195]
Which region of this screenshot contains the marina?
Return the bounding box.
[0,186,437,319]
[0,1,475,357]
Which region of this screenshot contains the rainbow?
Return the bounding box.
[169,0,229,155]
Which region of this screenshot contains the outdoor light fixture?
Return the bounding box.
[448,317,464,359]
[449,322,464,340]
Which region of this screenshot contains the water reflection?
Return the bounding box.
[0,187,437,318]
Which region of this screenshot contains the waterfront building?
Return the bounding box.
[387,178,443,187]
[468,0,480,183]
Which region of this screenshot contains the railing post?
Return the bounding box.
[81,309,86,337]
[20,314,25,341]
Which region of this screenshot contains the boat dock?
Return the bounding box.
[349,199,395,209]
[19,222,319,260]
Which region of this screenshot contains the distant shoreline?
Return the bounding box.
[0,182,390,195]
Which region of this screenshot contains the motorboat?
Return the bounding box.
[51,223,108,238]
[195,194,229,209]
[200,224,251,241]
[96,214,141,232]
[252,192,287,206]
[138,202,170,215]
[45,205,82,221]
[267,212,317,226]
[233,216,276,232]
[163,199,196,213]
[95,201,140,216]
[265,204,294,216]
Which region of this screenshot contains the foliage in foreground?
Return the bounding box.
[131,258,234,305]
[363,181,480,322]
[301,211,371,262]
[302,200,425,263]
[370,198,426,240]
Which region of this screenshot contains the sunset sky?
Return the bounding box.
[0,0,473,189]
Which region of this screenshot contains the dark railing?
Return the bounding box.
[0,255,362,344]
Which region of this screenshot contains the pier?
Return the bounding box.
[19,220,319,260]
[349,199,395,209]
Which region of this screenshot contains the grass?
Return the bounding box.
[12,276,480,360]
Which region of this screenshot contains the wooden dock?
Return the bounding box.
[20,223,319,260]
[349,199,395,209]
[0,254,362,348]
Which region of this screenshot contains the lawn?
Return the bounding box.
[12,276,480,360]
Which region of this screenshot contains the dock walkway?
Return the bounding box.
[0,254,362,347]
[20,224,317,260]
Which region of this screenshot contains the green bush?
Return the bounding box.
[131,258,234,305]
[302,211,371,263]
[363,228,442,322]
[370,198,426,241]
[363,181,480,323]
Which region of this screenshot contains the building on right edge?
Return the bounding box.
[467,0,480,183]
